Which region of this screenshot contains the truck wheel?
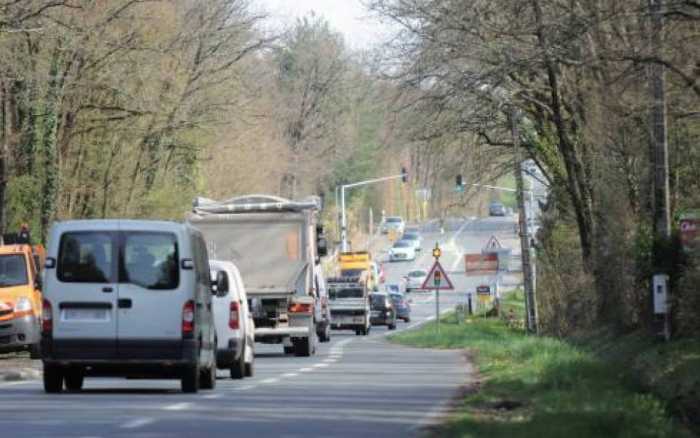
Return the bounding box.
[318,323,331,343]
[389,323,397,330]
[181,366,200,393]
[64,369,84,391]
[245,354,254,378]
[230,347,245,379]
[293,336,313,357]
[355,329,362,336]
[283,345,294,355]
[30,343,41,360]
[201,363,217,390]
[43,365,63,393]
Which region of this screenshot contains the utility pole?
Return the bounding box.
[649,0,671,340]
[511,109,538,334]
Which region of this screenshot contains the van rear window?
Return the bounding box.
[58,232,114,283]
[122,233,178,290]
[0,254,28,288]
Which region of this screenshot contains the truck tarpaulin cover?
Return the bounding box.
[188,214,306,293]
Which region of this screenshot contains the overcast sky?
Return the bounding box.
[255,0,391,50]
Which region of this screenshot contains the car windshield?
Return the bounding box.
[370,294,388,308]
[341,269,364,278]
[0,254,28,288]
[393,241,411,248]
[329,287,364,299]
[386,217,402,223]
[390,294,404,304]
[408,271,427,278]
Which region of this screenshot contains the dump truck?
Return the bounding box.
[338,251,377,291]
[327,276,370,336]
[187,195,329,356]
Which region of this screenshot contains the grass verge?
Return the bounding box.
[390,292,694,438]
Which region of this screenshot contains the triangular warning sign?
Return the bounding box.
[484,235,502,250]
[421,260,454,290]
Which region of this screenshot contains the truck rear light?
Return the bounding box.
[42,299,52,334]
[182,300,195,337]
[288,303,313,314]
[229,301,240,329]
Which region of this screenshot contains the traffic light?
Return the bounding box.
[401,166,408,183]
[456,174,463,187]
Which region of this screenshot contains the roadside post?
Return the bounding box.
[422,243,454,334]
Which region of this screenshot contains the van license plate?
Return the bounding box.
[63,309,108,321]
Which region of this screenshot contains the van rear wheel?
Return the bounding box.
[181,366,199,393]
[64,369,84,391]
[200,364,216,390]
[293,337,313,357]
[43,365,63,393]
[230,348,245,380]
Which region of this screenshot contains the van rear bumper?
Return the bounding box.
[0,315,40,352]
[41,337,200,367]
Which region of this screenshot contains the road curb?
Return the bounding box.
[0,368,41,382]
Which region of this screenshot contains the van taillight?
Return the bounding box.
[288,302,313,314]
[42,299,52,334]
[229,302,240,330]
[182,300,195,337]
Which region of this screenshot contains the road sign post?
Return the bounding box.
[422,243,454,334]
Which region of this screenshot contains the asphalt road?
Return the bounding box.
[0,216,517,438]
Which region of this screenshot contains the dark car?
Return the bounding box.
[369,293,397,330]
[489,202,507,217]
[389,293,411,322]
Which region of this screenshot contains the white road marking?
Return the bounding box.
[237,385,256,391]
[260,378,279,384]
[202,393,222,399]
[163,402,191,411]
[281,373,299,378]
[299,367,313,372]
[313,363,329,368]
[120,418,154,429]
[323,358,337,363]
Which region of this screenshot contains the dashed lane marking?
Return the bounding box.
[120,418,154,429]
[260,378,279,384]
[163,402,191,411]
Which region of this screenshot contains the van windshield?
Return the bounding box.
[122,233,179,290]
[0,254,28,288]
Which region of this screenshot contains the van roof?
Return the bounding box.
[51,219,188,232]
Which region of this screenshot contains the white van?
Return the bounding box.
[209,260,255,379]
[41,220,217,394]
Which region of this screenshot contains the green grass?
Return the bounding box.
[390,292,693,438]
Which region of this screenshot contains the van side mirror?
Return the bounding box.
[34,276,43,291]
[214,270,229,297]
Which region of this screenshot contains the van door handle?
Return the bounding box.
[118,299,132,309]
[102,287,114,293]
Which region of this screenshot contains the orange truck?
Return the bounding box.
[0,242,45,357]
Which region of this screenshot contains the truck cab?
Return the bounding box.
[338,251,377,292]
[0,244,44,357]
[327,276,370,336]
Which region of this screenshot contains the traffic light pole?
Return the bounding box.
[340,173,406,252]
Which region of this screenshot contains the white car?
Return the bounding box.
[381,216,405,235]
[404,269,428,291]
[401,232,422,252]
[210,260,255,379]
[389,240,416,262]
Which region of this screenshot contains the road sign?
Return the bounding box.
[476,284,491,295]
[484,235,502,250]
[421,260,454,290]
[680,211,700,251]
[464,253,498,275]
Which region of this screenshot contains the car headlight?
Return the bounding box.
[15,297,32,312]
